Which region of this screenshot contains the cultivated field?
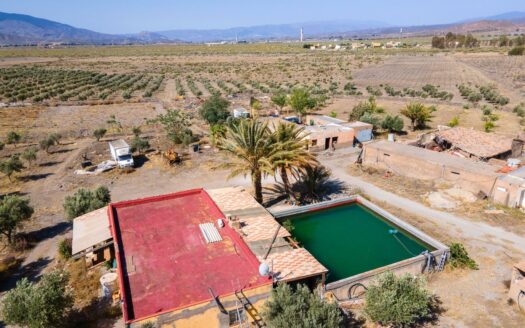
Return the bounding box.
[0,44,524,327]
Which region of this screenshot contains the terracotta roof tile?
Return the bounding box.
[263,248,328,282]
[435,127,513,158]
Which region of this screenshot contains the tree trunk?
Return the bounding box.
[252,170,263,204]
[411,119,416,131]
[280,166,291,199]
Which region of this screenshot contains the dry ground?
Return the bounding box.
[1,48,525,327]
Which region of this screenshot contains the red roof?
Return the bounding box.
[108,189,270,323]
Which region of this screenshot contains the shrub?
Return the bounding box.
[131,136,150,154]
[63,186,111,221]
[349,96,383,121]
[157,109,194,146]
[360,113,381,132]
[263,283,343,328]
[448,116,460,127]
[484,120,495,132]
[6,131,21,146]
[1,270,73,328]
[58,238,72,260]
[508,46,525,56]
[199,95,230,124]
[448,242,478,270]
[329,111,337,118]
[93,128,107,141]
[381,115,404,133]
[364,272,432,327]
[21,147,38,166]
[0,140,4,151]
[0,154,24,181]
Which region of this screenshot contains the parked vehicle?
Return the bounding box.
[109,140,134,168]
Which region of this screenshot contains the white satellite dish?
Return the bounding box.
[259,263,270,276]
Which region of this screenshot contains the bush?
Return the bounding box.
[0,140,4,151]
[508,46,525,56]
[6,131,21,145]
[58,238,72,260]
[93,128,107,141]
[131,136,150,154]
[1,270,73,328]
[360,113,381,132]
[381,115,404,133]
[199,95,230,124]
[21,147,38,166]
[448,116,459,127]
[364,271,432,327]
[448,242,478,270]
[63,186,111,221]
[349,96,383,121]
[263,283,343,328]
[0,195,34,244]
[0,154,24,181]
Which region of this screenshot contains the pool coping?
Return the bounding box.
[269,195,449,291]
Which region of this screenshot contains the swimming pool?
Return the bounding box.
[271,196,449,292]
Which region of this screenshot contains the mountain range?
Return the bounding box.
[0,11,524,45]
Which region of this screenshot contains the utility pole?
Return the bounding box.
[300,27,304,42]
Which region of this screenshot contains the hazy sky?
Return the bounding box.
[1,0,524,34]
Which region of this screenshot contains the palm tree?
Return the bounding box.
[219,119,274,204]
[269,122,317,199]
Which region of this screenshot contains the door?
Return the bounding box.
[325,138,330,150]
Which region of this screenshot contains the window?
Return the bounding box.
[229,308,247,327]
[311,139,317,146]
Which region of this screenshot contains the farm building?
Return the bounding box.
[362,140,501,195]
[493,165,525,208]
[304,115,373,151]
[429,127,519,161]
[508,261,525,313]
[72,187,326,327]
[71,207,113,267]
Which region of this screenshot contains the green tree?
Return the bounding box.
[364,271,432,327]
[63,186,111,221]
[359,112,381,132]
[93,128,107,142]
[157,109,194,146]
[210,123,227,145]
[349,96,384,121]
[288,88,316,121]
[269,122,317,199]
[509,46,525,56]
[219,119,274,204]
[400,103,434,131]
[6,131,21,147]
[1,270,73,328]
[448,116,460,127]
[381,115,404,133]
[263,283,343,328]
[199,95,230,124]
[271,92,288,112]
[0,155,24,181]
[0,195,33,244]
[39,134,61,153]
[131,136,150,154]
[21,147,38,166]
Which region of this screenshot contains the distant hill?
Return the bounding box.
[0,12,168,45]
[157,20,388,42]
[0,10,524,46]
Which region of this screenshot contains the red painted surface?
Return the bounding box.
[108,189,270,323]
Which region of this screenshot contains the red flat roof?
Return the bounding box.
[108,189,270,323]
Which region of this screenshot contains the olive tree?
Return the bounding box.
[0,195,34,244]
[0,155,24,181]
[93,128,107,141]
[381,115,405,133]
[63,186,111,221]
[21,147,38,166]
[364,272,433,327]
[263,283,343,328]
[1,270,73,328]
[6,131,21,147]
[271,92,288,112]
[157,109,194,146]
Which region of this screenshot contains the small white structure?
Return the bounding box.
[109,140,134,168]
[233,107,250,118]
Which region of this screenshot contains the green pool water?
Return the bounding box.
[286,202,434,283]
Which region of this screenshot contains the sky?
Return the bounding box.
[1,0,524,34]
